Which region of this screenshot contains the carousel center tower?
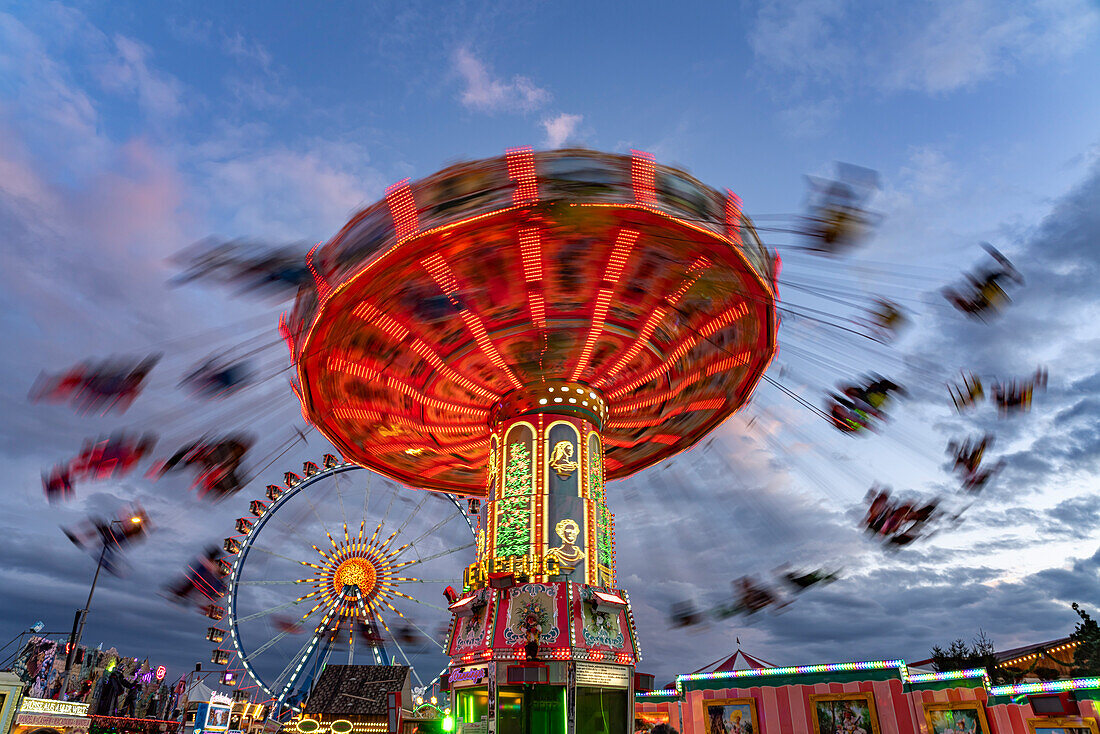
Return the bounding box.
[285,147,778,733]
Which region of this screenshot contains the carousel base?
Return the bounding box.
[451,658,635,734]
[445,581,639,734]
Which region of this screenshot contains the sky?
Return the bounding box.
[2,0,1100,691]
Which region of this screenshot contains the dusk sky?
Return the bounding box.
[2,0,1100,689]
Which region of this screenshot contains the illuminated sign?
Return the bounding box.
[20,698,91,717]
[448,667,487,685]
[205,704,231,731]
[209,693,234,706]
[156,665,167,681]
[463,554,561,588]
[575,662,630,688]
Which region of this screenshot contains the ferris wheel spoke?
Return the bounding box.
[389,508,463,560]
[400,541,475,567]
[386,627,425,689]
[390,592,450,613]
[242,600,329,664]
[249,545,313,566]
[370,484,399,545]
[399,615,446,652]
[235,596,314,624]
[270,625,325,692]
[334,471,350,539]
[267,512,327,556]
[243,629,294,660]
[393,494,428,538]
[299,488,337,548]
[236,579,316,586]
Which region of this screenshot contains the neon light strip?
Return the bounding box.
[518,227,546,328]
[905,669,990,685]
[606,301,749,399]
[635,690,678,698]
[594,257,708,387]
[506,146,539,203]
[631,150,657,206]
[352,300,499,401]
[571,229,639,381]
[327,355,489,418]
[385,179,419,241]
[725,190,743,247]
[989,677,1100,696]
[676,660,906,693]
[307,243,332,305]
[421,253,523,389]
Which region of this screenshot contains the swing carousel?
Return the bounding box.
[280,147,779,733]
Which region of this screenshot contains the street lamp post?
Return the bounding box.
[61,516,142,698]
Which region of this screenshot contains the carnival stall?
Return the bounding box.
[635,659,1100,734]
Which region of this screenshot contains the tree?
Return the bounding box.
[929,629,1002,682]
[1071,603,1100,676]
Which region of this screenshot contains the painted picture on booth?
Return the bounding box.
[1027,717,1100,734]
[635,710,670,731]
[923,701,990,734]
[703,697,758,734]
[809,692,881,734]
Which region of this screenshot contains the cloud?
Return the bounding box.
[541,112,582,148]
[96,34,185,119]
[748,0,1100,134]
[751,0,1099,95]
[453,47,550,113]
[220,31,272,68]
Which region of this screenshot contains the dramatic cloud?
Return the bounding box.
[453,47,551,113]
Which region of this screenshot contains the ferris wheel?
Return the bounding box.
[205,454,475,714]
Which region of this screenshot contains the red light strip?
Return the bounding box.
[613,351,749,412]
[351,300,499,401]
[607,398,725,429]
[725,190,743,247]
[278,312,295,362]
[385,179,420,241]
[595,256,708,387]
[340,409,488,435]
[631,150,657,206]
[705,352,750,375]
[603,434,679,449]
[327,355,489,418]
[327,356,379,382]
[421,253,523,389]
[506,146,539,203]
[606,300,748,399]
[352,302,410,340]
[307,243,332,305]
[571,229,639,380]
[597,307,666,385]
[518,227,547,328]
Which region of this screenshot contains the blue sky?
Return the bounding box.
[2,0,1100,688]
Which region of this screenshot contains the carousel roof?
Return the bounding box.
[692,646,777,674]
[287,148,779,494]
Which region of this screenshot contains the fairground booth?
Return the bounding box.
[634,657,1100,734]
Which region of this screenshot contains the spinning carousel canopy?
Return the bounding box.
[286,148,779,495]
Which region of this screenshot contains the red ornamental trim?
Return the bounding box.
[725,189,743,247]
[506,146,539,203]
[631,150,657,206]
[385,179,420,241]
